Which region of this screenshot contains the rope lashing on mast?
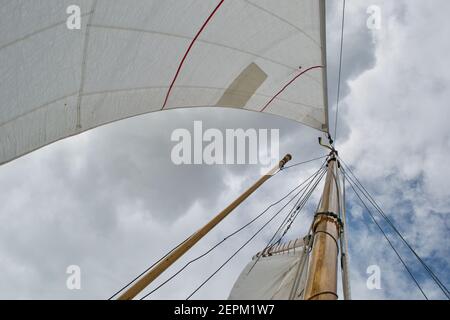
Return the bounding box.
[313,230,340,251]
[314,211,344,229]
[339,158,450,299]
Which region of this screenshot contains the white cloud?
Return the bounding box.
[0,0,448,300]
[340,0,450,299]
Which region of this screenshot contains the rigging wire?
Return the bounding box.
[334,0,346,143]
[108,161,280,299]
[246,166,327,274]
[339,165,352,300]
[339,157,450,299]
[271,167,326,245]
[139,164,326,300]
[343,162,450,298]
[112,156,328,300]
[273,167,327,247]
[186,166,328,299]
[186,179,318,299]
[184,194,302,300]
[342,167,429,300]
[282,155,328,170]
[108,236,190,300]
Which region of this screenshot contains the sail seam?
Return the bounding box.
[242,0,320,47]
[0,12,93,52]
[0,85,324,129]
[75,0,98,131]
[89,24,321,84]
[83,85,321,109]
[0,92,78,128]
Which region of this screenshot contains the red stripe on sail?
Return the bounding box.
[260,65,323,112]
[161,0,226,110]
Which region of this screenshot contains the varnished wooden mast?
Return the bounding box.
[117,154,292,300]
[304,154,342,300]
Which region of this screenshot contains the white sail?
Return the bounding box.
[229,238,310,300]
[0,0,328,165]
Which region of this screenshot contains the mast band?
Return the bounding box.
[306,291,339,300]
[314,211,344,229]
[314,230,339,251]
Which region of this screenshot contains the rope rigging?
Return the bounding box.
[281,155,328,170]
[339,166,352,299]
[246,165,327,275]
[110,155,327,300]
[108,235,191,300]
[269,166,326,246]
[269,166,327,248]
[333,0,346,143]
[339,157,450,299]
[185,164,328,300]
[343,167,428,299]
[139,162,327,300]
[109,143,450,301]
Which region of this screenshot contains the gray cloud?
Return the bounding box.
[0,0,448,300]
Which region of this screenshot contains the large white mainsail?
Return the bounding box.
[0,0,328,165]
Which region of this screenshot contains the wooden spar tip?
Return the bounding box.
[279,154,292,169]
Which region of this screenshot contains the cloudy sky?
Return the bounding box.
[0,0,449,300]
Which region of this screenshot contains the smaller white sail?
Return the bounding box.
[229,238,309,300]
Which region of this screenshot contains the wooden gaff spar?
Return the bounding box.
[118,154,293,300]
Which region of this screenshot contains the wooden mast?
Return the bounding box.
[304,153,342,300]
[117,154,292,300]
